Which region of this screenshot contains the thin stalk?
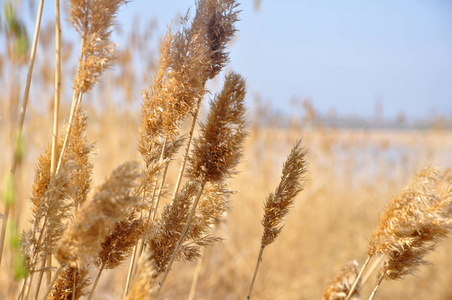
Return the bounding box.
[23,212,49,299]
[46,254,52,285]
[88,263,105,300]
[362,255,384,286]
[50,0,62,177]
[170,98,202,205]
[41,265,64,300]
[0,0,45,267]
[246,246,264,299]
[72,268,76,300]
[368,275,384,300]
[345,255,372,300]
[123,244,138,299]
[187,246,205,300]
[156,181,207,295]
[0,205,10,267]
[55,92,82,175]
[123,190,149,299]
[33,257,47,300]
[149,139,168,222]
[151,158,170,221]
[18,277,27,300]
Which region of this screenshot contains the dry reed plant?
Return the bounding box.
[247,139,308,299]
[48,266,90,300]
[322,260,361,300]
[4,0,452,299]
[346,167,452,300]
[56,161,142,267]
[153,71,248,293]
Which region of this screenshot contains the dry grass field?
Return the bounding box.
[1,1,451,299]
[2,103,452,299]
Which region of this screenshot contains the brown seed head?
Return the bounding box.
[322,260,361,300]
[188,72,247,183]
[261,140,308,248]
[56,161,142,267]
[368,167,452,281]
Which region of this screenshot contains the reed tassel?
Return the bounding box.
[156,181,206,295]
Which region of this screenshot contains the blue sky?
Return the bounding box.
[34,0,452,119]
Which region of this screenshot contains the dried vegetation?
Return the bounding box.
[0,1,451,300]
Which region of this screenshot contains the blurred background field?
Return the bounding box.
[1,1,452,299]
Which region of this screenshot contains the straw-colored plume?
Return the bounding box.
[67,108,94,209]
[148,182,199,275]
[95,218,145,270]
[261,139,308,247]
[69,0,126,93]
[187,71,247,183]
[56,161,142,267]
[322,260,361,300]
[49,266,90,300]
[368,167,452,281]
[138,0,241,166]
[198,0,240,79]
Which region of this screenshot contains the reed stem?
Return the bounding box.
[123,244,138,299]
[362,255,384,286]
[0,0,45,267]
[41,265,64,300]
[170,98,202,205]
[345,255,372,300]
[246,246,264,299]
[33,257,47,300]
[55,92,82,175]
[88,263,105,300]
[368,275,384,300]
[187,246,205,300]
[50,0,62,177]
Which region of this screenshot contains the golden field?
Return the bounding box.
[1,102,452,299]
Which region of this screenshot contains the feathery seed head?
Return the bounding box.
[261,140,308,248]
[322,260,361,300]
[188,72,247,183]
[56,161,142,267]
[69,0,126,93]
[368,167,452,282]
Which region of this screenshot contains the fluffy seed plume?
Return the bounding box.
[23,129,75,274]
[67,108,94,209]
[49,266,90,300]
[261,140,308,247]
[366,167,452,299]
[247,140,308,299]
[95,218,145,270]
[69,0,126,93]
[138,0,241,166]
[322,261,361,300]
[148,183,199,275]
[193,0,240,79]
[56,161,142,267]
[188,71,247,183]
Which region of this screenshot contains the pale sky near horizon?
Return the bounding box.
[24,0,452,120]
